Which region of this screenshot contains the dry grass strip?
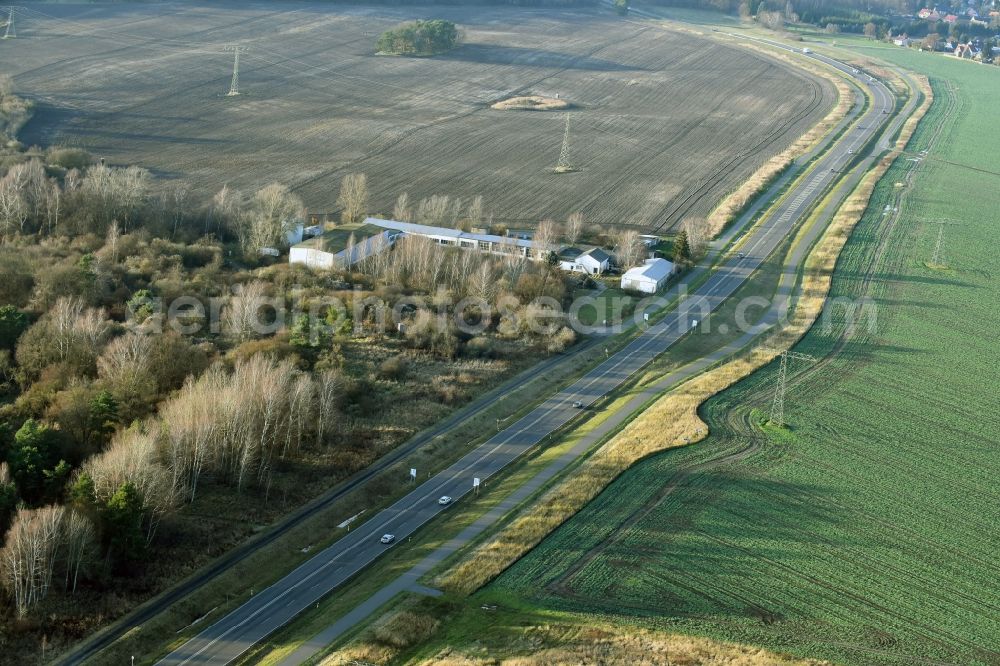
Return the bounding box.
[414,624,830,666]
[324,614,829,666]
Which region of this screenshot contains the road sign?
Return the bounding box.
[473,477,480,487]
[410,468,416,478]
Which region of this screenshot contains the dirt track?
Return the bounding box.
[8,2,833,231]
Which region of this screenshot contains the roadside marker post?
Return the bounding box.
[409,468,416,483]
[473,477,480,496]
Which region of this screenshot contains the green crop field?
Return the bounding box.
[483,49,1000,665]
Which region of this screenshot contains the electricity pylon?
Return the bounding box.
[2,6,18,39]
[769,350,816,428]
[932,225,945,265]
[554,114,576,173]
[224,45,246,96]
[921,218,961,267]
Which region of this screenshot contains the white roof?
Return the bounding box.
[366,217,534,249]
[622,258,673,282]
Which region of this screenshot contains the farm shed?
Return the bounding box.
[289,224,398,270]
[621,258,675,294]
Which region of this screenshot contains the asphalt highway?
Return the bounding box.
[157,33,897,666]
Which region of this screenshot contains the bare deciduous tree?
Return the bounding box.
[0,178,27,240]
[80,164,150,232]
[242,183,303,254]
[165,182,190,238]
[44,183,61,236]
[315,370,341,449]
[448,197,464,230]
[81,428,176,544]
[62,510,95,595]
[415,194,451,227]
[6,160,48,227]
[98,331,155,419]
[470,259,496,304]
[393,192,411,222]
[613,228,646,270]
[209,184,243,236]
[224,281,270,342]
[565,211,584,246]
[285,375,314,458]
[0,505,66,617]
[533,219,560,259]
[15,297,110,379]
[465,195,484,231]
[337,173,369,224]
[683,217,709,261]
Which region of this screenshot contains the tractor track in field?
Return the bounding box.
[16,6,345,140]
[287,25,650,197]
[713,474,1000,617]
[782,76,957,400]
[648,69,830,232]
[545,416,765,600]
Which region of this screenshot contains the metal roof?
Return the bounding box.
[622,258,674,282]
[366,217,535,249]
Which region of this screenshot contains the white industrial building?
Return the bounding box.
[288,229,398,270]
[290,217,634,275]
[290,217,540,270]
[366,218,537,258]
[620,258,675,294]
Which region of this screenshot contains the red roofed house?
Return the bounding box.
[955,42,976,58]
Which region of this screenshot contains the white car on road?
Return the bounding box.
[380,534,395,544]
[438,496,452,506]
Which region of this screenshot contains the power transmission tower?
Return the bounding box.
[224,45,247,97]
[769,350,816,428]
[2,6,18,39]
[931,224,945,265]
[553,114,577,173]
[923,218,961,267]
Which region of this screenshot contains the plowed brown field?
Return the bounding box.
[9,3,834,231]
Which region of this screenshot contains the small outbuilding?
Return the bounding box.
[558,247,611,275]
[620,258,674,294]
